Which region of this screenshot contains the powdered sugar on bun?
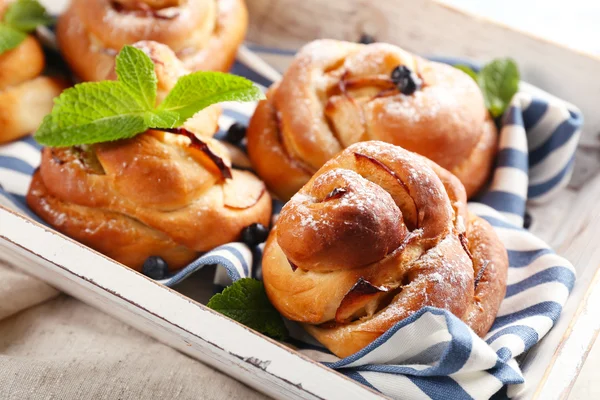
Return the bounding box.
[262,142,508,358]
[26,42,271,271]
[247,39,498,200]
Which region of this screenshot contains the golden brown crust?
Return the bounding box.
[462,213,509,332]
[0,35,44,90]
[0,35,65,144]
[246,85,314,200]
[27,133,272,271]
[262,141,508,358]
[26,42,272,271]
[57,0,248,82]
[247,39,497,200]
[27,170,198,270]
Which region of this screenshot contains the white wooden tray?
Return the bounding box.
[2,0,600,399]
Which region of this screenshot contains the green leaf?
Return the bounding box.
[0,0,53,55]
[144,109,180,129]
[0,23,26,54]
[35,81,154,146]
[207,278,288,341]
[3,0,54,32]
[115,45,157,110]
[454,64,478,82]
[477,58,519,118]
[157,72,265,125]
[35,46,265,147]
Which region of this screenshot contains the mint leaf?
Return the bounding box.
[454,58,519,118]
[0,24,26,54]
[157,72,265,124]
[115,45,157,110]
[454,64,478,82]
[35,46,264,147]
[478,58,519,118]
[0,0,53,55]
[35,81,154,146]
[207,278,288,341]
[144,110,180,129]
[3,0,54,32]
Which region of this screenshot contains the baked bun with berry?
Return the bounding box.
[27,41,271,272]
[262,141,508,357]
[0,1,65,144]
[57,0,248,82]
[247,39,497,200]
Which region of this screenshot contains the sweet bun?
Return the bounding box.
[262,141,508,357]
[27,42,271,271]
[247,39,497,200]
[0,2,65,144]
[57,0,248,81]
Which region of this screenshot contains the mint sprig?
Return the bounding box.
[454,64,478,81]
[35,45,265,147]
[3,0,53,31]
[0,24,25,54]
[455,58,520,118]
[158,72,266,125]
[207,278,289,341]
[0,0,53,55]
[115,45,158,110]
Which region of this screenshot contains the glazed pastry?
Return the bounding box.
[262,141,508,358]
[247,39,497,200]
[0,1,64,144]
[27,42,271,271]
[57,0,248,81]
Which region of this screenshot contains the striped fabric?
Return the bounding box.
[479,93,582,226]
[0,47,582,400]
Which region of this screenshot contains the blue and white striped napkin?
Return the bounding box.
[0,47,582,400]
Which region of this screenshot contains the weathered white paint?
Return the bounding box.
[0,207,385,400]
[534,266,600,400]
[517,171,600,400]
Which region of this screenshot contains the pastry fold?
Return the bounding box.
[247,39,497,200]
[27,41,271,271]
[262,141,507,358]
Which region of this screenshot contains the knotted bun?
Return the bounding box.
[277,169,407,271]
[27,42,271,271]
[57,0,248,81]
[0,1,65,143]
[262,141,507,357]
[247,39,497,200]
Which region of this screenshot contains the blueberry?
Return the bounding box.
[524,212,533,229]
[241,223,269,247]
[391,65,422,95]
[142,256,169,280]
[359,34,375,44]
[223,122,247,144]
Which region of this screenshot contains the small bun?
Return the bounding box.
[57,0,248,81]
[248,39,497,200]
[262,141,508,357]
[0,33,65,143]
[27,43,272,271]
